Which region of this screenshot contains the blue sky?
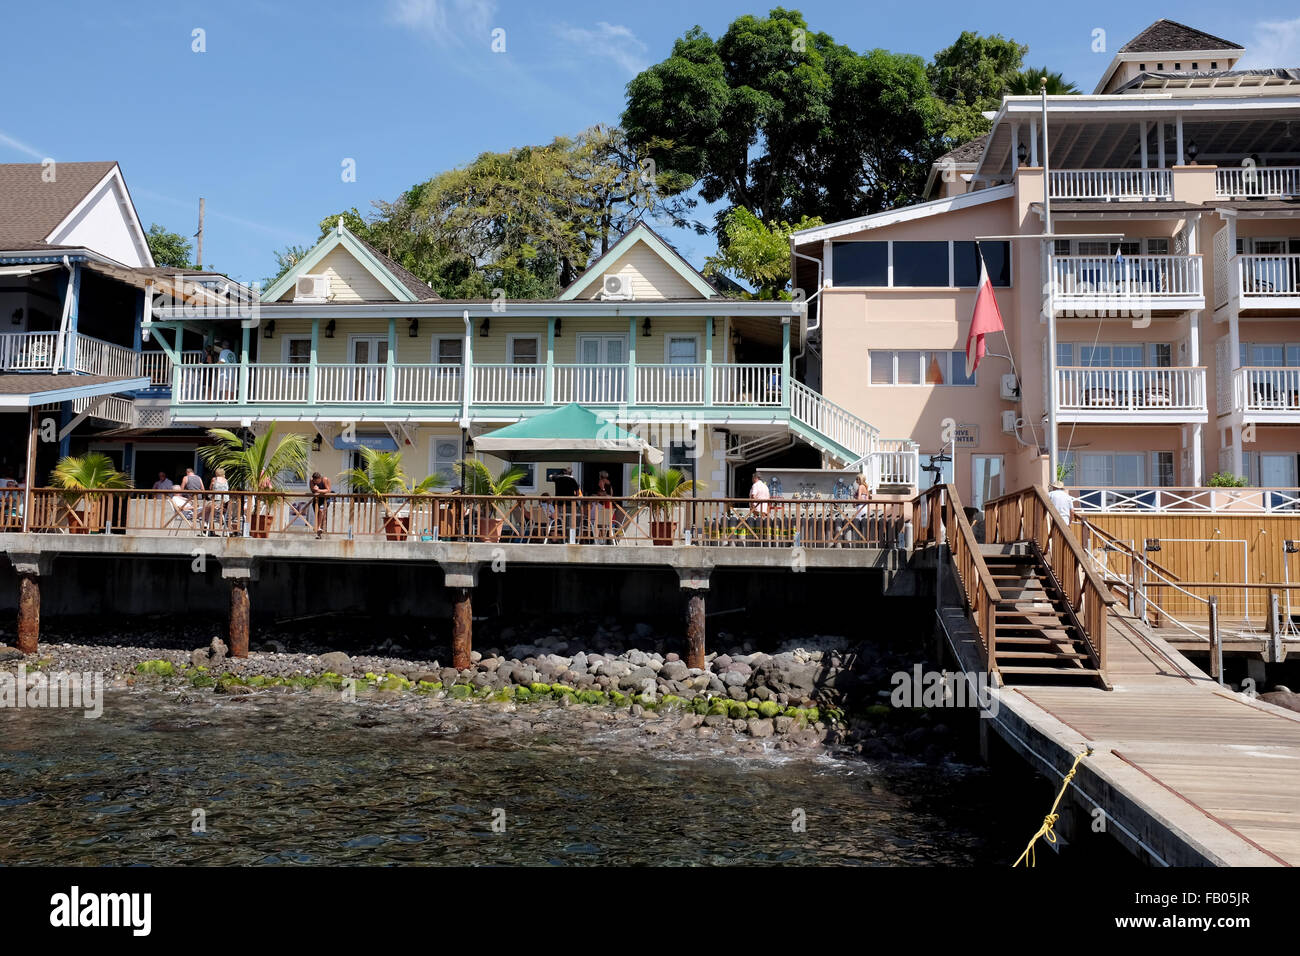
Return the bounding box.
[2,0,1297,285]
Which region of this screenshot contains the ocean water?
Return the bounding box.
[0,689,1033,866]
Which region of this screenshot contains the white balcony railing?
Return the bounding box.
[317,364,386,404]
[1057,366,1206,414]
[0,330,200,386]
[248,364,309,403]
[1236,254,1300,300]
[0,331,61,370]
[713,364,783,406]
[789,380,878,462]
[637,364,704,405]
[138,349,203,386]
[395,364,462,404]
[71,334,138,379]
[177,364,238,403]
[867,439,921,488]
[1049,168,1172,201]
[553,364,627,404]
[1215,166,1300,199]
[1052,255,1203,302]
[472,364,544,404]
[1233,367,1300,414]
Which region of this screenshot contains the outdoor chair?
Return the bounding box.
[164,494,200,535]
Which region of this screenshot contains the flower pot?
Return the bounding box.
[385,515,410,541]
[250,513,273,539]
[479,516,504,543]
[650,519,676,546]
[69,507,89,534]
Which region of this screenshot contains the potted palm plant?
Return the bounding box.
[455,459,526,543]
[341,447,444,541]
[50,453,132,533]
[633,464,698,546]
[198,423,309,538]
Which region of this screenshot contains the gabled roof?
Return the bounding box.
[260,221,439,303]
[558,222,717,301]
[1119,20,1242,54]
[0,161,152,267]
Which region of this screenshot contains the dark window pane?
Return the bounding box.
[892,241,949,287]
[955,241,1011,286]
[831,241,887,286]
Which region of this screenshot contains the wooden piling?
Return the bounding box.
[685,589,706,670]
[451,587,472,670]
[229,578,249,658]
[17,573,39,655]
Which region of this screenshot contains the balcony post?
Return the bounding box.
[385,317,396,405]
[703,317,713,406]
[545,317,555,405]
[781,317,791,408]
[627,317,637,406]
[308,317,319,405]
[238,325,250,405]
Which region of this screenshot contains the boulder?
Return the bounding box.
[317,651,352,675]
[1260,690,1300,715]
[750,654,819,700]
[747,718,775,738]
[209,637,228,662]
[659,660,689,682]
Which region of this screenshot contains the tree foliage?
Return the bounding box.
[146,223,194,269]
[1006,68,1081,96]
[704,207,823,298]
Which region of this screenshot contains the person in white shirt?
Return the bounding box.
[1048,480,1075,524]
[749,472,771,515]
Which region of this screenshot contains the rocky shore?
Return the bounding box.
[0,615,970,761]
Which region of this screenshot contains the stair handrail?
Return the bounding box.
[916,483,1001,674]
[788,380,878,461]
[983,486,1116,676]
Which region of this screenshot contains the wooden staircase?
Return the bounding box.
[982,544,1108,686]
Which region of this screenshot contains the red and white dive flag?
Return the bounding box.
[965,247,1005,377]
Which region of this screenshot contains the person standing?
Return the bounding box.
[217,340,237,400]
[309,471,333,539]
[552,467,581,539]
[152,471,174,491]
[1048,479,1076,524]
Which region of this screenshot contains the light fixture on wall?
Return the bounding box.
[480,317,490,337]
[325,319,336,338]
[1186,140,1199,162]
[312,432,323,452]
[1016,142,1027,164]
[554,318,562,338]
[10,307,22,325]
[263,319,276,339]
[642,317,651,337]
[408,318,419,338]
[730,329,741,348]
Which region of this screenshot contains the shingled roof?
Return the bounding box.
[937,135,988,166]
[0,161,117,245]
[359,240,440,300]
[1119,20,1242,54]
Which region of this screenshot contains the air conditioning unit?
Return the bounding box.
[999,373,1021,401]
[294,274,330,302]
[1000,410,1018,435]
[601,274,631,300]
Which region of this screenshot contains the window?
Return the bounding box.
[1154,451,1175,487]
[1057,343,1074,367]
[431,435,462,486]
[833,240,1010,288]
[1064,342,1172,367]
[1191,63,1198,70]
[892,241,949,287]
[1149,344,1172,367]
[1063,451,1175,488]
[1139,63,1146,71]
[1246,452,1299,487]
[1210,61,1218,69]
[919,452,954,491]
[870,350,975,385]
[510,462,536,490]
[971,455,1004,510]
[668,442,697,482]
[435,337,463,365]
[831,241,888,286]
[1146,238,1170,255]
[666,335,699,364]
[508,335,539,364]
[1174,63,1181,70]
[283,337,311,364]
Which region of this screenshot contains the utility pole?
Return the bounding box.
[196,197,205,270]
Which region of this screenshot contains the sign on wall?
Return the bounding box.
[953,424,979,447]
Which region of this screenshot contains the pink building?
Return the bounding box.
[793,20,1300,508]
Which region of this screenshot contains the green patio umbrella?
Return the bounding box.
[471,403,664,464]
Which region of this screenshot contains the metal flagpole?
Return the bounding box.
[1041,77,1060,485]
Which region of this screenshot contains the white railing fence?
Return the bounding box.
[713,364,782,406]
[1049,168,1172,201]
[1070,486,1300,514]
[1216,166,1300,199]
[636,364,704,405]
[1052,255,1203,298]
[789,380,879,461]
[1233,367,1300,412]
[1237,254,1300,298]
[1057,366,1206,412]
[553,364,627,404]
[472,364,544,404]
[395,364,462,404]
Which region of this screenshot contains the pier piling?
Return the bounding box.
[442,563,481,671]
[219,558,260,659]
[8,553,53,655]
[676,568,712,670]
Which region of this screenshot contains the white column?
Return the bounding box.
[1140,121,1149,168]
[1192,423,1205,485]
[1157,121,1166,168]
[1176,115,1185,165]
[1011,124,1020,173]
[1029,119,1039,166]
[1230,423,1244,478]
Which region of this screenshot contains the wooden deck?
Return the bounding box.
[941,598,1300,865]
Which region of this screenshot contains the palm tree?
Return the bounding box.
[198,423,310,533]
[341,447,444,523]
[633,464,698,510]
[455,459,527,541]
[50,453,132,531]
[1007,68,1080,96]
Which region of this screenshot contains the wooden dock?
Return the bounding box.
[942,599,1300,865]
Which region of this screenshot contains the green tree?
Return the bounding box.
[623,8,946,232]
[146,223,194,268]
[704,207,823,298]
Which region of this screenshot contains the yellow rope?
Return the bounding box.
[1013,748,1093,867]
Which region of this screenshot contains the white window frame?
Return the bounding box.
[282,335,312,364]
[428,433,464,487]
[829,239,1013,289]
[577,333,629,365]
[867,349,976,386]
[663,333,701,364]
[432,335,464,366]
[347,334,389,364]
[507,333,541,366]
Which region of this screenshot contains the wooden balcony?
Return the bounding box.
[1056,366,1207,423]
